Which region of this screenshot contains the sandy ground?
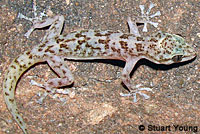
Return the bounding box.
[0,0,199,134]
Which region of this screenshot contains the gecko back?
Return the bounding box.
[3,1,196,134]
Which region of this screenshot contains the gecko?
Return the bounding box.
[3,2,196,134]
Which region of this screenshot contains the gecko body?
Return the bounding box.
[3,13,196,134]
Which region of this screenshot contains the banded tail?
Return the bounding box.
[3,51,42,134]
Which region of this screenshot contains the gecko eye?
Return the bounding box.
[176,34,183,37]
[172,55,183,63]
[175,33,185,38]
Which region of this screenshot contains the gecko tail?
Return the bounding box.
[3,51,41,134]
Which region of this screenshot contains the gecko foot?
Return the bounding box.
[120,84,153,102]
[137,2,161,32]
[30,80,75,104]
[18,0,48,37]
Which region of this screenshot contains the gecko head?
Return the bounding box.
[151,31,196,64]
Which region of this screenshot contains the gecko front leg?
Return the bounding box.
[127,17,141,37]
[121,57,139,90]
[120,57,153,102]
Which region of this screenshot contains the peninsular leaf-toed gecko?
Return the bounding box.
[3,1,196,134]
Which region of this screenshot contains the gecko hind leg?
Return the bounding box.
[31,56,75,104]
[20,14,64,41]
[18,0,64,39]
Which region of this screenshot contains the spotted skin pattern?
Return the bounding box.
[3,14,196,134]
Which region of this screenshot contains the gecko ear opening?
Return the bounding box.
[172,55,183,63]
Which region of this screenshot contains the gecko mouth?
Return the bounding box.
[172,53,196,63]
